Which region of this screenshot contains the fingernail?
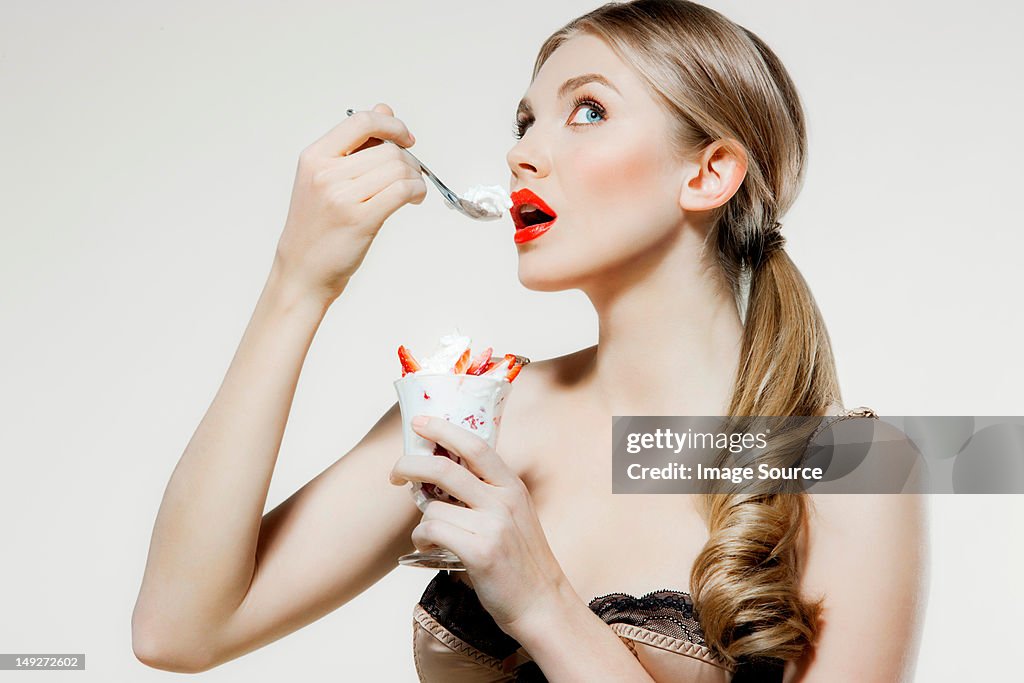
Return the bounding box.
[412,415,429,428]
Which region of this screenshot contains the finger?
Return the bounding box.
[390,454,492,509]
[308,103,415,159]
[421,499,486,533]
[411,517,478,559]
[319,141,421,181]
[326,156,422,204]
[345,103,417,155]
[360,176,429,225]
[412,416,519,487]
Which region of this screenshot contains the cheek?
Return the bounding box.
[571,139,676,228]
[567,139,680,253]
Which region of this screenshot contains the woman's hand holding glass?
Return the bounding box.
[389,416,572,634]
[272,103,427,305]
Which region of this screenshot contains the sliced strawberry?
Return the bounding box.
[453,347,472,374]
[505,354,530,382]
[398,345,421,376]
[481,355,513,378]
[480,358,504,374]
[467,347,494,375]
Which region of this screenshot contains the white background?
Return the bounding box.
[2,1,1022,680]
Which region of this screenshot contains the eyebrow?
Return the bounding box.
[517,73,620,118]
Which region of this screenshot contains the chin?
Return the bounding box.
[513,222,599,292]
[516,267,576,292]
[515,252,587,292]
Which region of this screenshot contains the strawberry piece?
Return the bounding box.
[480,355,513,378]
[505,354,530,382]
[398,345,421,376]
[477,351,530,381]
[480,358,504,374]
[453,348,472,374]
[467,347,494,375]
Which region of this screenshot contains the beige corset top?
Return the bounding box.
[411,570,783,682]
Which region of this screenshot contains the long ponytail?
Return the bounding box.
[689,238,842,666]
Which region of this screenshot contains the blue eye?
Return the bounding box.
[569,101,605,126]
[512,94,608,140]
[568,95,607,128]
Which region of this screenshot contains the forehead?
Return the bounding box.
[519,33,640,110]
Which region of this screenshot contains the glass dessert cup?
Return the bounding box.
[393,372,514,570]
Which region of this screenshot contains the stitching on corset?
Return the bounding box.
[413,603,507,672]
[610,623,735,672]
[414,601,739,679]
[412,616,424,682]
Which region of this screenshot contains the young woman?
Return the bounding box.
[133,1,926,680]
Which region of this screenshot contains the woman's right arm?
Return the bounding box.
[131,104,428,673]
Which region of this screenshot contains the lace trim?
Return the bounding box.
[588,589,704,643]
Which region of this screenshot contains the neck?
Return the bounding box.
[578,230,745,416]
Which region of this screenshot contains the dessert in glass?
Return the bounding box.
[393,330,529,570]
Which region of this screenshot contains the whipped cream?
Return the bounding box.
[414,329,473,374]
[448,184,511,218]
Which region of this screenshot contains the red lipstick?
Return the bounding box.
[510,188,558,244]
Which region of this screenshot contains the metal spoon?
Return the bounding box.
[345,108,501,221]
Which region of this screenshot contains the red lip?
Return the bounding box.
[510,188,558,244]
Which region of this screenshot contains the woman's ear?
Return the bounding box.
[678,139,748,213]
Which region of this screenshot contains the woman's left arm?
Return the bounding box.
[390,416,656,682]
[785,492,930,682]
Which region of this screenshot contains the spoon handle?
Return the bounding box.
[345,108,461,208]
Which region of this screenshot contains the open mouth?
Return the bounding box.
[510,189,558,237]
[516,204,556,228]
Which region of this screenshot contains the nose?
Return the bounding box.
[506,135,547,181]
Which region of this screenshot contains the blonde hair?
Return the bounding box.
[532,0,842,668]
